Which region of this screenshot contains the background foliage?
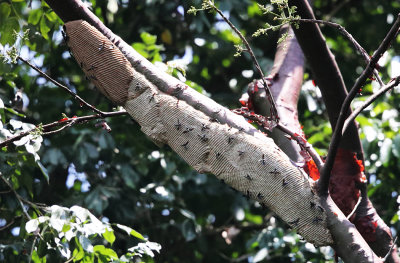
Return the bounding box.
[0,0,399,262]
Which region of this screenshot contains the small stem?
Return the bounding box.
[342,76,400,135]
[276,123,324,170]
[292,18,383,85]
[318,13,400,194]
[0,173,31,220]
[383,236,398,262]
[210,1,279,123]
[346,195,361,220]
[0,111,128,148]
[18,56,106,116]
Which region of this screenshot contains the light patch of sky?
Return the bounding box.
[11,227,20,236]
[66,163,91,192]
[177,5,184,16]
[241,69,253,78]
[155,186,169,197]
[214,11,231,31]
[162,209,170,216]
[194,38,206,46]
[391,56,400,78]
[172,45,193,65]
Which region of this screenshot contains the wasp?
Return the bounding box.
[313,217,323,223]
[282,179,288,186]
[288,218,300,226]
[149,93,156,102]
[201,123,210,131]
[259,154,266,165]
[181,141,189,150]
[175,119,182,130]
[317,205,325,212]
[182,127,194,134]
[198,134,208,142]
[135,82,141,91]
[269,168,280,176]
[98,41,105,51]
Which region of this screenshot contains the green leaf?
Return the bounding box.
[102,228,116,245]
[28,9,43,25]
[0,3,11,24]
[116,224,145,240]
[132,42,148,58]
[39,16,50,40]
[392,134,400,158]
[83,142,99,159]
[93,245,118,259]
[25,218,39,233]
[37,239,48,258]
[31,250,41,263]
[62,223,71,233]
[0,17,19,45]
[181,219,196,241]
[45,11,58,22]
[36,161,49,183]
[140,32,157,45]
[72,248,85,261]
[78,235,94,253]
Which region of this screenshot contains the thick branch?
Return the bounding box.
[288,0,362,154]
[342,76,400,135]
[319,13,400,193]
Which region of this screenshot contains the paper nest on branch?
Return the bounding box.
[64,20,333,246]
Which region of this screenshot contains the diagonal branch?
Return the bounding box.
[288,0,363,155]
[208,2,279,124]
[291,18,383,86]
[18,56,106,116]
[342,76,400,135]
[0,111,128,148]
[319,13,400,194]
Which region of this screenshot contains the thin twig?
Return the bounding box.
[231,108,323,170]
[0,111,128,148]
[292,18,383,86]
[342,76,400,135]
[276,123,324,170]
[318,13,400,194]
[0,172,31,220]
[346,195,361,220]
[383,236,398,262]
[18,56,106,116]
[0,218,16,231]
[209,1,279,123]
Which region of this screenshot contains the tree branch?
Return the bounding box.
[342,76,400,135]
[319,13,400,194]
[0,111,127,148]
[292,18,383,86]
[17,56,106,116]
[208,1,279,124]
[288,0,363,155]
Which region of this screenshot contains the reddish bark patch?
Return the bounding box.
[304,159,320,181]
[329,148,364,219]
[354,215,378,242]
